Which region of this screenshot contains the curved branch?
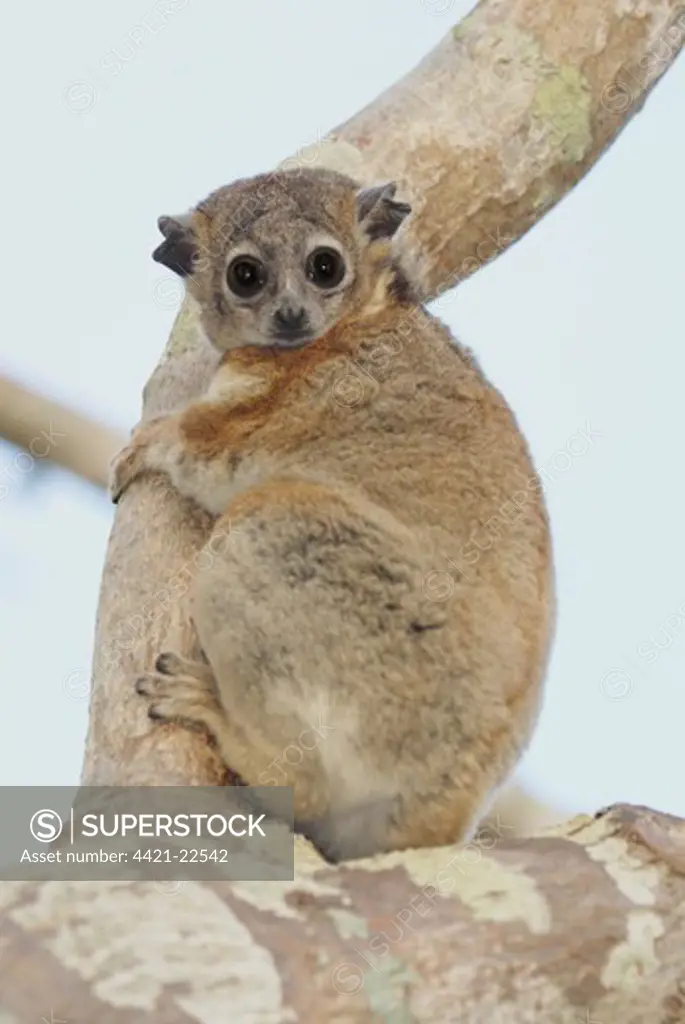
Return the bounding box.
[328,0,685,299]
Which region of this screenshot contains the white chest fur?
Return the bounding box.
[205,363,266,406]
[174,455,274,517]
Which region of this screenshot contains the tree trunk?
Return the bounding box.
[4,1,684,1021]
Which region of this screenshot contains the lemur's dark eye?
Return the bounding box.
[306,247,346,289]
[226,256,268,298]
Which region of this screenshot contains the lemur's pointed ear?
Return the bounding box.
[152,213,198,276]
[356,182,411,241]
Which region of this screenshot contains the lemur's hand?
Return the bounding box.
[109,418,165,503]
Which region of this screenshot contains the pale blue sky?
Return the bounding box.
[1,1,683,819]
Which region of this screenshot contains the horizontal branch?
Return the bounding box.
[1,805,684,1022]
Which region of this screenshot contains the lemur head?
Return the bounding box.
[152,167,412,351]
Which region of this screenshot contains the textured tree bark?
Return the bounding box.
[6,1,675,1021]
[1,806,685,1023]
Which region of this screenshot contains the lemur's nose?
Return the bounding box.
[273,304,307,331]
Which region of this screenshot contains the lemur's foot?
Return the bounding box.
[135,652,221,731]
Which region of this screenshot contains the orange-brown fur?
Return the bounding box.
[112,167,555,862]
[179,300,406,459]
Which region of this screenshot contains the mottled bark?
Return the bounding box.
[8,0,681,1021]
[1,806,685,1023]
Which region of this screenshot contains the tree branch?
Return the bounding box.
[1,806,685,1022]
[0,376,124,490]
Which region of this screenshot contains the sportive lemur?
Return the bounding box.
[110,167,555,863]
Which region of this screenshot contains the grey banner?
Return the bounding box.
[0,786,294,880]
